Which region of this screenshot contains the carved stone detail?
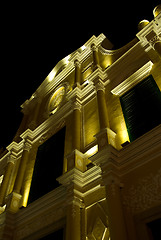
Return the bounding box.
[149,35,161,47]
[23,141,32,152]
[74,59,81,68]
[94,80,105,92]
[7,153,16,164]
[146,30,161,47]
[72,98,82,111]
[123,168,161,214]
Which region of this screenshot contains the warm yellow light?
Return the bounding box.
[81,45,86,51]
[48,70,57,82]
[138,20,149,31]
[64,55,70,64]
[85,145,98,158]
[82,80,89,86]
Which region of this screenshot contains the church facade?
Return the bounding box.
[0,5,161,240]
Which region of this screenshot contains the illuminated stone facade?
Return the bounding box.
[0,5,161,240]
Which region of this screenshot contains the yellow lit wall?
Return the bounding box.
[83,97,99,147]
[105,87,129,149]
[151,61,161,91]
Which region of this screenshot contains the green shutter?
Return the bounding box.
[120,75,161,142]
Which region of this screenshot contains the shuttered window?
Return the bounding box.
[120,75,161,142]
[28,127,66,203]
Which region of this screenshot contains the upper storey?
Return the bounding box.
[17,7,160,137]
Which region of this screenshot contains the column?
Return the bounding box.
[66,202,81,240]
[0,155,15,206]
[104,176,127,240]
[95,80,109,130]
[6,140,32,213]
[74,59,81,87]
[65,193,84,240]
[13,140,31,194]
[72,100,81,151]
[94,80,113,150]
[91,43,100,70]
[66,98,86,172]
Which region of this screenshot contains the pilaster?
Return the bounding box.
[0,153,16,207]
[94,78,109,130]
[74,59,82,88]
[72,97,82,151]
[6,139,32,213]
[13,140,32,194]
[65,96,85,172]
[58,171,84,240]
[90,143,127,240]
[103,174,128,240]
[91,43,100,70]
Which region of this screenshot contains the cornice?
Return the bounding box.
[57,165,102,189]
[136,12,161,49]
[88,66,108,84]
[111,60,153,96]
[107,42,150,91]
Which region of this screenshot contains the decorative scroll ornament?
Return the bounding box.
[149,35,161,47]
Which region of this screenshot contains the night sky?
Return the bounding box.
[0,1,160,149]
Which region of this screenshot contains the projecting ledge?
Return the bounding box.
[57,165,102,189]
[111,61,153,96]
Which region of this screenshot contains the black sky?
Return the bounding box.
[0,1,160,148]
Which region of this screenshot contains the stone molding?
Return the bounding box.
[111,61,153,96]
[90,125,161,176]
[15,186,66,240]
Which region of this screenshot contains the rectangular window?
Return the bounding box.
[120,75,161,142]
[147,218,161,240]
[28,127,66,203]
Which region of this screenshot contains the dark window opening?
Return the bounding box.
[120,75,161,142]
[147,218,161,240]
[39,228,64,240]
[28,127,66,203]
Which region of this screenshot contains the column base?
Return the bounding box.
[66,150,86,172]
[95,128,116,151]
[6,192,22,213]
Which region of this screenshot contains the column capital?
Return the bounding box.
[146,30,161,47]
[74,59,81,68]
[91,43,98,51]
[23,140,32,152]
[7,153,16,164]
[72,97,82,111]
[93,79,105,92]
